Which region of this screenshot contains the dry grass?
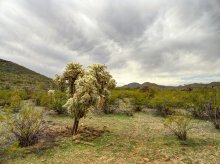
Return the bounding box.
[1,110,220,164]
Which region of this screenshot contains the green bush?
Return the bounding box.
[110,89,152,113]
[0,112,16,152]
[149,90,184,116]
[31,90,50,106]
[9,94,22,112]
[213,119,220,129]
[184,88,220,119]
[208,108,220,130]
[31,89,67,114]
[51,91,67,114]
[110,87,220,122]
[0,89,30,111]
[5,106,45,147]
[0,90,12,106]
[11,89,29,100]
[164,114,192,141]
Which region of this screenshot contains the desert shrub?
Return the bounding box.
[108,98,134,116]
[132,92,149,112]
[213,119,220,129]
[156,105,174,117]
[0,112,16,152]
[9,94,22,112]
[51,91,67,114]
[0,90,12,106]
[119,98,134,116]
[2,89,29,112]
[184,88,220,117]
[139,86,156,98]
[164,114,192,141]
[110,89,151,113]
[12,89,29,100]
[149,90,184,116]
[0,89,31,112]
[5,106,45,147]
[109,90,120,104]
[105,101,117,114]
[124,111,134,116]
[108,90,125,114]
[184,90,208,118]
[31,90,50,106]
[200,94,220,130]
[31,89,67,113]
[37,82,48,90]
[31,90,44,105]
[133,105,142,112]
[208,107,220,130]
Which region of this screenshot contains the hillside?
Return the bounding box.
[0,59,53,89]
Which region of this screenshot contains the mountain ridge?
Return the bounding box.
[122,81,220,89]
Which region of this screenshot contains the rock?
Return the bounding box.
[103,126,108,131]
[74,140,80,144]
[81,141,95,146]
[143,158,149,162]
[72,134,81,140]
[40,158,46,162]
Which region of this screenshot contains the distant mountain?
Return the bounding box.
[122,81,220,89]
[209,82,220,86]
[180,82,220,88]
[122,82,169,89]
[122,82,141,88]
[0,59,53,89]
[141,82,169,88]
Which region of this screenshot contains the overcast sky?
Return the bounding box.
[0,0,220,86]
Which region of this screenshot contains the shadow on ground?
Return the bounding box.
[0,121,109,162]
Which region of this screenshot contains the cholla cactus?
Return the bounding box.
[64,73,98,135]
[54,74,66,92]
[62,63,115,135]
[63,63,84,97]
[89,64,116,113]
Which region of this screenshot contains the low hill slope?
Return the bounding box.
[0,59,53,89]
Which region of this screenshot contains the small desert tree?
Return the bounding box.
[88,64,116,113]
[64,73,98,135]
[62,63,84,97]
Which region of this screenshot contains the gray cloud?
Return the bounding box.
[0,0,220,86]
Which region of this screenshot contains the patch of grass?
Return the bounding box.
[2,111,220,163]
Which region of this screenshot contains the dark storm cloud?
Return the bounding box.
[98,0,164,43]
[0,0,220,85]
